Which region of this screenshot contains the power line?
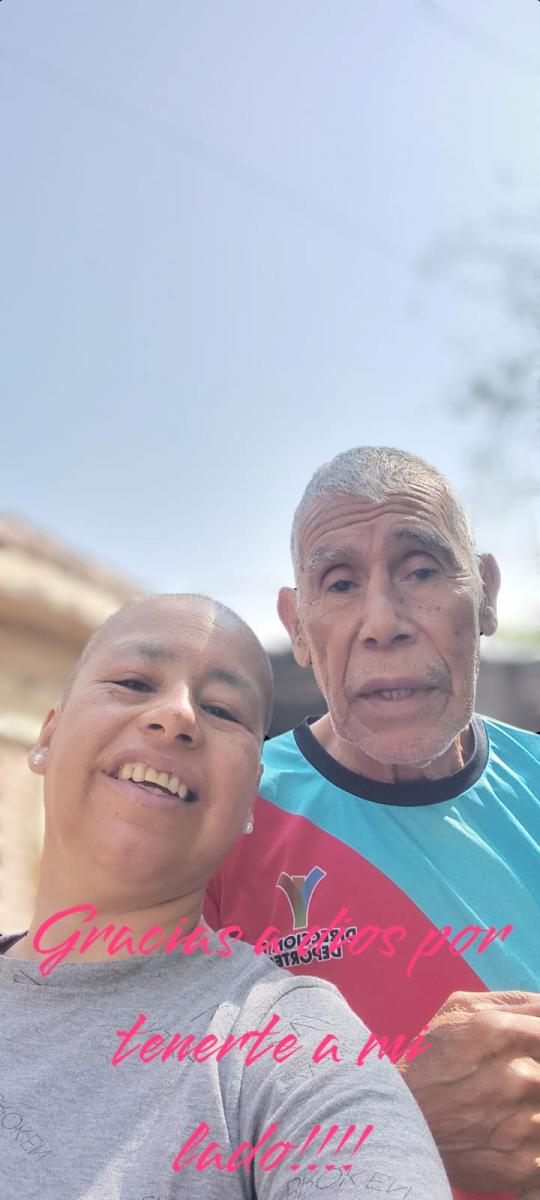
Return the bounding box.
[417,0,540,78]
[0,39,409,264]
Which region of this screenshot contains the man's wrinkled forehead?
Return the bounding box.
[296,491,465,575]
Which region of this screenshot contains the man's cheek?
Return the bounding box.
[309,656,330,701]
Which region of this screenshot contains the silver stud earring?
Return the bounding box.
[243,819,254,835]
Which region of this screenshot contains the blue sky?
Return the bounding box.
[1,0,539,645]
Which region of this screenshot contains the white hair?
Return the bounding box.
[291,446,478,576]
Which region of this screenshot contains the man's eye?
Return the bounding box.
[407,568,438,582]
[110,678,151,692]
[327,578,354,593]
[203,704,238,722]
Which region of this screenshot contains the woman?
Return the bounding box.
[0,592,451,1199]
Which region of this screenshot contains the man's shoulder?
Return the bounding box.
[259,724,314,803]
[481,714,540,762]
[262,725,303,768]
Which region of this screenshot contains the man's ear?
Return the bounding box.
[277,587,311,669]
[28,707,58,776]
[479,553,501,637]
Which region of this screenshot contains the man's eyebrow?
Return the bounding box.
[301,531,461,574]
[301,546,352,574]
[393,527,460,568]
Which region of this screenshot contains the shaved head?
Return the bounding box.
[63,594,274,735]
[32,593,272,904]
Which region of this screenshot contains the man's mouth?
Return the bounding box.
[363,687,433,700]
[111,763,197,803]
[358,681,438,703]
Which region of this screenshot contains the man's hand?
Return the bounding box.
[398,990,540,1193]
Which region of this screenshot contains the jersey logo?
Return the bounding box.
[276,866,326,930]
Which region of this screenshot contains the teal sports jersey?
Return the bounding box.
[205,715,540,1200]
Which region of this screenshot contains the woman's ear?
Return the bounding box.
[277,587,311,668]
[28,708,58,776]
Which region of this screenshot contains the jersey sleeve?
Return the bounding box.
[236,980,451,1199]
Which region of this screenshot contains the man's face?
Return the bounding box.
[36,599,264,898]
[282,490,499,768]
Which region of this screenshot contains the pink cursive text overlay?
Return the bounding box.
[171,1120,374,1174]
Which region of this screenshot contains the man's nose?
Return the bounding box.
[138,687,201,744]
[358,572,413,648]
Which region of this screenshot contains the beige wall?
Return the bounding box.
[0,518,139,931]
[0,736,44,932]
[0,620,95,931]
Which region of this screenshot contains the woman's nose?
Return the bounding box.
[138,687,201,743]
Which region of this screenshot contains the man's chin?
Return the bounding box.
[336,719,462,771]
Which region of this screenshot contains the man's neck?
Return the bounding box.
[4,886,206,967]
[309,714,474,783]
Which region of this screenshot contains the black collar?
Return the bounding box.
[293,715,488,806]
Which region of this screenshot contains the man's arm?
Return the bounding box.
[398,989,540,1194]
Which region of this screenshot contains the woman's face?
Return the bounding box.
[32,597,265,901]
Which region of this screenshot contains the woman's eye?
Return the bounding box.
[328,578,354,593]
[111,678,151,692]
[203,704,238,722]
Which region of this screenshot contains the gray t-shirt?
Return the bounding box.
[0,932,450,1199]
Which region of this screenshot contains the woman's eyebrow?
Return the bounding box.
[205,667,258,704]
[108,646,258,696]
[114,641,174,661]
[104,645,261,710]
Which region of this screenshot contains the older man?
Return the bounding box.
[205,447,540,1200]
[0,593,451,1200]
